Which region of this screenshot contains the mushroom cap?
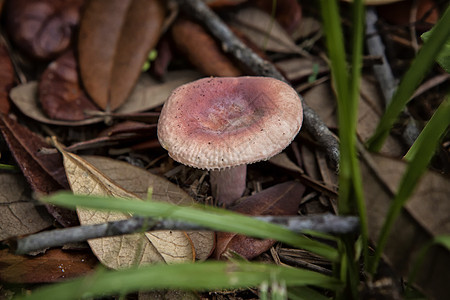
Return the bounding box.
[157,76,303,170]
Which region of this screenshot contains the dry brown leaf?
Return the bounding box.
[39,50,99,121]
[9,82,104,126]
[361,151,450,300]
[302,78,404,156]
[250,0,302,34]
[53,140,165,268]
[171,18,243,77]
[82,156,215,262]
[78,0,165,110]
[54,142,213,268]
[117,70,203,114]
[275,57,328,82]
[230,7,305,55]
[214,181,305,259]
[0,42,15,114]
[9,70,201,126]
[0,173,53,241]
[0,248,97,283]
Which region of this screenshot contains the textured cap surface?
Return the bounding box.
[157,76,303,170]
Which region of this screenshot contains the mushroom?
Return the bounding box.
[157,76,303,206]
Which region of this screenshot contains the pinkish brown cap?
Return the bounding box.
[157,76,303,170]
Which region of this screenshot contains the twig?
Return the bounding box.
[365,8,420,148]
[174,0,340,168]
[14,214,359,255]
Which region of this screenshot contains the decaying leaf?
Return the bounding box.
[275,57,328,82]
[0,173,53,241]
[53,141,214,268]
[117,70,203,114]
[9,70,201,126]
[214,181,305,259]
[0,248,97,283]
[78,0,165,110]
[0,115,68,188]
[251,0,302,34]
[83,156,215,262]
[39,51,99,121]
[302,78,404,156]
[0,115,78,227]
[361,151,450,300]
[171,18,243,77]
[230,7,306,55]
[0,42,15,114]
[4,0,84,60]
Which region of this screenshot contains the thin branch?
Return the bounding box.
[14,214,359,255]
[365,8,420,147]
[174,0,340,168]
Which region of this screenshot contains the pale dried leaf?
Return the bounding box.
[53,140,165,268]
[361,151,450,299]
[231,7,305,55]
[9,71,201,126]
[83,156,215,262]
[9,82,104,126]
[55,149,214,267]
[118,70,202,114]
[275,57,328,82]
[0,173,52,241]
[291,17,322,41]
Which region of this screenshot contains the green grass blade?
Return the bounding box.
[319,1,366,297]
[16,261,342,300]
[348,0,369,271]
[43,193,339,261]
[369,96,450,274]
[404,95,450,161]
[367,5,450,152]
[0,163,18,170]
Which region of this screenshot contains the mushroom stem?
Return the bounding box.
[210,165,247,207]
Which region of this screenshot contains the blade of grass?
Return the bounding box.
[16,261,342,300]
[367,5,450,152]
[320,0,366,298]
[0,163,18,170]
[43,192,339,262]
[348,0,369,270]
[369,95,450,274]
[404,95,450,161]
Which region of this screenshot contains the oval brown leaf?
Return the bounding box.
[39,51,99,121]
[78,0,165,110]
[214,181,305,259]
